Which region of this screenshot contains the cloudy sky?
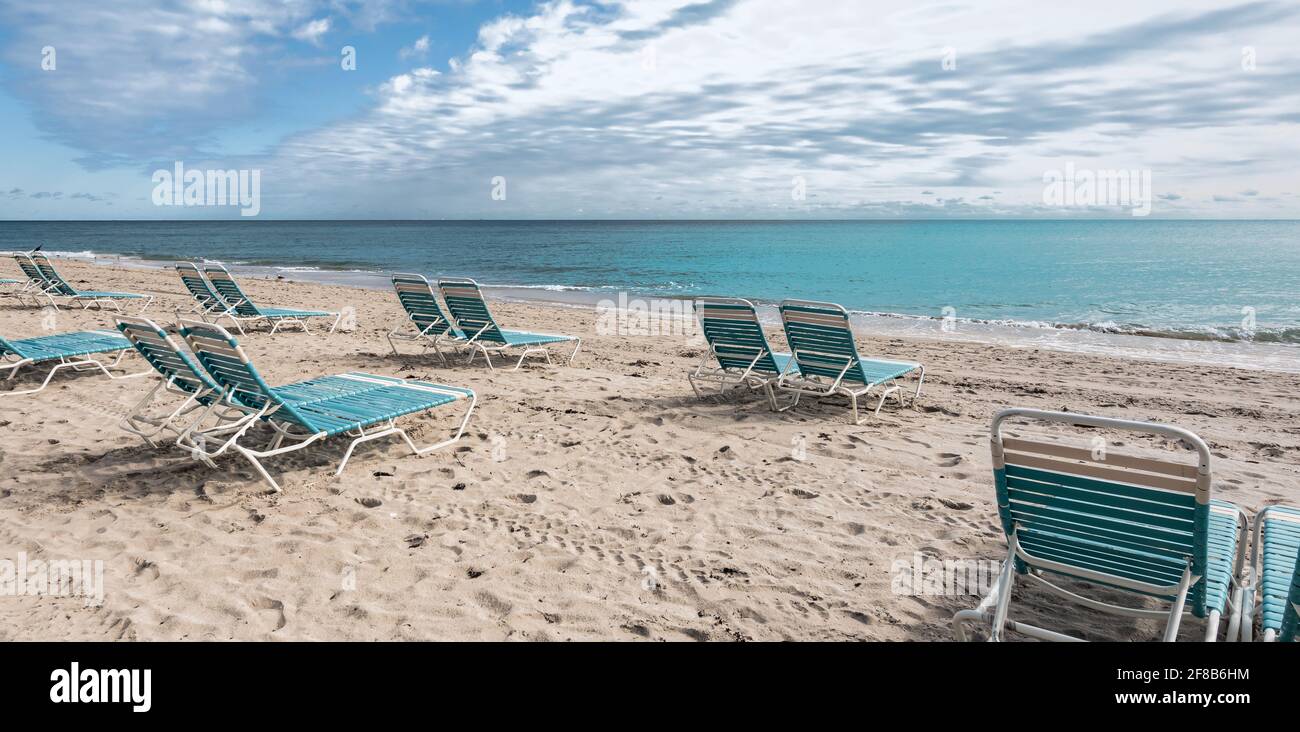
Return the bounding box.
[0,0,1297,219]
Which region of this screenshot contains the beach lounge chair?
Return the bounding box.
[1240,505,1300,642]
[175,262,229,317]
[688,297,798,409]
[175,319,476,492]
[9,253,56,305]
[202,263,342,335]
[115,316,238,446]
[387,273,469,362]
[438,277,580,370]
[774,299,924,424]
[31,253,153,312]
[0,274,27,303]
[1,328,150,397]
[953,409,1249,642]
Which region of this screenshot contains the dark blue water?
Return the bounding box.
[2,220,1297,341]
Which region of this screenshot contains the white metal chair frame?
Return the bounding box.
[0,346,151,398]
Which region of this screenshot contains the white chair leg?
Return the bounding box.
[1161,566,1194,641]
[1204,609,1222,642]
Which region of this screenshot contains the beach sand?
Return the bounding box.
[1,260,1297,641]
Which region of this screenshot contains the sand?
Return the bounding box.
[1,259,1297,641]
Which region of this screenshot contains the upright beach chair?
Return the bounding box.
[688,297,798,409]
[202,263,342,334]
[175,262,229,317]
[387,273,468,362]
[1240,505,1300,642]
[31,253,153,312]
[176,319,475,492]
[438,277,580,370]
[1,328,149,397]
[115,316,239,446]
[953,409,1249,642]
[775,300,924,424]
[10,253,57,305]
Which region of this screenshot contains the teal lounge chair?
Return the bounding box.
[0,274,26,303]
[31,253,153,312]
[387,273,469,362]
[1241,505,1300,641]
[176,319,475,492]
[10,253,57,305]
[175,262,229,317]
[438,277,580,370]
[115,316,237,446]
[688,297,799,409]
[202,263,342,335]
[1,328,150,397]
[775,299,924,424]
[953,409,1248,642]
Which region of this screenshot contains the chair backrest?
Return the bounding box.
[438,277,504,343]
[177,319,286,416]
[202,264,259,316]
[1259,506,1300,641]
[392,273,456,336]
[116,316,222,400]
[176,262,223,309]
[696,297,784,375]
[779,300,868,384]
[30,254,76,295]
[13,254,46,285]
[990,408,1214,616]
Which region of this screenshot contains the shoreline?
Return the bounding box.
[27,249,1300,375]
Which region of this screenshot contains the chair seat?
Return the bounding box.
[1260,506,1300,633]
[270,374,388,406]
[272,372,472,436]
[1203,500,1242,614]
[258,306,333,319]
[855,358,923,386]
[498,330,573,346]
[3,330,132,362]
[72,290,146,299]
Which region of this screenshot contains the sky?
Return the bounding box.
[0,0,1297,219]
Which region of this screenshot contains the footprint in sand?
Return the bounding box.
[132,558,160,581]
[250,597,287,631]
[935,452,964,467]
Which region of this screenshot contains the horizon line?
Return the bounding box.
[2,217,1299,224]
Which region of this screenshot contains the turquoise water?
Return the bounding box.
[1,220,1297,342]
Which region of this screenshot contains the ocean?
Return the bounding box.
[2,220,1298,371]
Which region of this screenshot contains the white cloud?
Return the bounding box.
[268,0,1300,217]
[0,1,398,167]
[292,17,332,46]
[400,34,431,60]
[2,0,1300,217]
